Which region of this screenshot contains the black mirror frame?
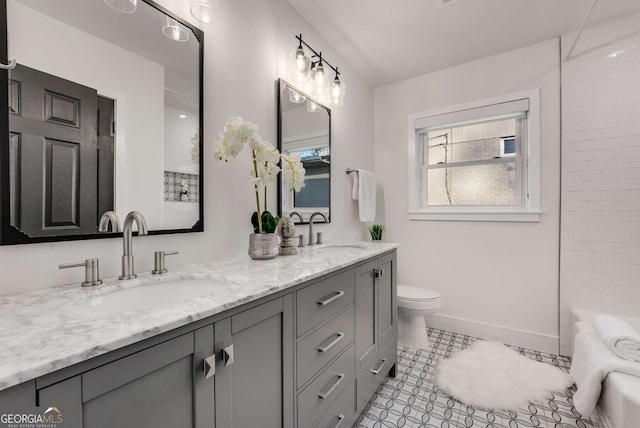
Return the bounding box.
[276,78,331,225]
[0,0,204,245]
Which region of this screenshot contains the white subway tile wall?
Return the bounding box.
[560,11,640,355]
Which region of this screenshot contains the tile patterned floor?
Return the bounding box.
[353,328,602,428]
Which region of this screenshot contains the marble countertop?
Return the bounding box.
[0,242,398,391]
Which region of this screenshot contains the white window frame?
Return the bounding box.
[408,89,541,222]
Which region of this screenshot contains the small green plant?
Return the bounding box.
[252,211,280,234]
[369,224,385,241]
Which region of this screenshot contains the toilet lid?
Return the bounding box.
[397,284,440,301]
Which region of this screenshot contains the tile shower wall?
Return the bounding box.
[164,171,199,203]
[560,12,640,355]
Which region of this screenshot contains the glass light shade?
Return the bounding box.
[311,62,327,97]
[163,17,190,42]
[190,0,218,24]
[288,88,306,104]
[104,0,137,13]
[290,46,310,84]
[329,77,346,107]
[306,99,321,113]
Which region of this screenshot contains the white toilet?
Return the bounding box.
[397,284,442,349]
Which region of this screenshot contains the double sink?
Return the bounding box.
[76,243,369,314]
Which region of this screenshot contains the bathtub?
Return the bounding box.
[570,309,640,428]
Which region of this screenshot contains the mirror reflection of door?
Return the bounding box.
[9,64,114,237]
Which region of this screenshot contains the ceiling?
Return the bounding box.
[14,0,200,109]
[285,0,640,87]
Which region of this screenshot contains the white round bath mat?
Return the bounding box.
[435,340,574,411]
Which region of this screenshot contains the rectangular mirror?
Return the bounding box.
[0,0,203,244]
[277,79,331,224]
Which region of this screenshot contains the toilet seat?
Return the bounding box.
[397,284,441,310]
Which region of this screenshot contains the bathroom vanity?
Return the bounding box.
[0,243,397,428]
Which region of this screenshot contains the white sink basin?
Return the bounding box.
[77,279,226,313]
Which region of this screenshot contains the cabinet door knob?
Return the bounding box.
[318,373,345,400]
[222,344,234,368]
[203,355,216,380]
[374,269,384,278]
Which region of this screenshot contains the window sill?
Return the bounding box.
[409,210,542,222]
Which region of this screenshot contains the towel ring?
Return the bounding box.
[0,59,16,70]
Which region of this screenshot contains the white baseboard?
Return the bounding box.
[429,313,560,354]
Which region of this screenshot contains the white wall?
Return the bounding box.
[8,1,166,227]
[0,0,374,295]
[374,39,561,353]
[559,11,640,356]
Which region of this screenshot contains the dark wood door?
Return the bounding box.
[9,64,98,236]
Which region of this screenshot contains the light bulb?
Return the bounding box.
[330,76,345,107]
[306,100,320,113]
[295,48,306,71]
[290,45,310,84]
[288,88,306,104]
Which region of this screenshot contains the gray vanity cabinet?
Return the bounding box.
[37,327,215,428]
[355,252,397,412]
[0,250,397,428]
[214,295,294,428]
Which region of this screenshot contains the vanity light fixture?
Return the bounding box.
[190,0,219,24]
[104,0,137,13]
[163,17,190,42]
[291,34,345,107]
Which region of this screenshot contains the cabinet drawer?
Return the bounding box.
[297,306,354,387]
[356,335,397,412]
[297,269,354,337]
[298,345,355,427]
[313,382,355,428]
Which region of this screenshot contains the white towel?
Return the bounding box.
[592,314,640,362]
[357,169,376,222]
[570,330,640,417]
[351,173,359,200]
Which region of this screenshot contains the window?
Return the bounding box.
[408,90,540,222]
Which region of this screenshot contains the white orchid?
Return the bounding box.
[214,117,306,234]
[281,153,306,192]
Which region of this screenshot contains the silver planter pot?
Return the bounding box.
[248,233,279,260]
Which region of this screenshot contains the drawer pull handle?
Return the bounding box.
[317,291,345,306]
[318,373,345,399]
[334,414,345,428]
[203,354,216,380]
[370,358,387,375]
[317,332,345,353]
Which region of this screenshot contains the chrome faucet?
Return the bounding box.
[120,211,148,280]
[308,212,327,246]
[289,211,304,223]
[98,211,121,233]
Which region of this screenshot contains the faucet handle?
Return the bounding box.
[152,250,179,275]
[59,258,102,287]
